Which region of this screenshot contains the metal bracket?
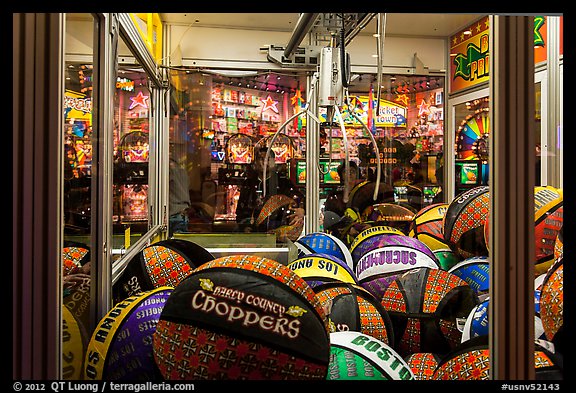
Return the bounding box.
[266,44,323,69]
[413,53,429,75]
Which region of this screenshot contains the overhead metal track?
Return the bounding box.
[344,13,376,46]
[283,13,320,59]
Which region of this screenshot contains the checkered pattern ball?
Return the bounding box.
[328,331,414,380]
[405,352,441,380]
[540,257,563,345]
[443,186,490,259]
[377,267,479,358]
[83,287,173,381]
[152,255,331,380]
[113,240,214,303]
[62,245,90,276]
[433,336,563,380]
[314,282,394,346]
[533,186,563,276]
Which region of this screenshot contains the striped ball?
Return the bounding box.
[287,253,358,289]
[408,203,450,252]
[296,232,354,271]
[328,331,414,380]
[83,287,173,381]
[448,256,490,298]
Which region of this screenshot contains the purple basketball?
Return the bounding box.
[83,287,172,381]
[354,234,439,285]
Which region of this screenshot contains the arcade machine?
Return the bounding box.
[113,130,149,231]
[215,133,255,227]
[290,122,342,207]
[455,107,490,196]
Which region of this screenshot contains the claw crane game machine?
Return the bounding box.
[112,68,151,247]
[447,16,491,199]
[208,78,290,248]
[215,133,255,229]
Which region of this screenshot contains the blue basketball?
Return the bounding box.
[296,232,353,271]
[448,256,490,299]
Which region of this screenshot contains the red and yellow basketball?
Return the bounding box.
[408,203,450,252]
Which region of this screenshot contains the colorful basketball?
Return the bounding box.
[83,287,173,381]
[539,257,563,346]
[534,186,563,276]
[377,267,479,357]
[484,186,564,276]
[534,274,547,341]
[62,244,90,276]
[448,256,490,298]
[433,335,563,380]
[328,331,414,380]
[361,203,416,234]
[152,255,330,380]
[314,282,394,346]
[256,194,303,241]
[408,203,450,252]
[460,297,489,343]
[554,225,563,262]
[112,239,214,303]
[432,336,490,380]
[461,295,546,343]
[353,234,439,286]
[296,232,354,271]
[349,225,404,257]
[405,352,441,380]
[443,186,490,259]
[433,248,461,271]
[287,254,358,289]
[62,305,87,380]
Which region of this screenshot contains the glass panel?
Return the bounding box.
[112,37,151,258]
[62,12,94,381]
[167,71,446,251]
[168,70,306,255]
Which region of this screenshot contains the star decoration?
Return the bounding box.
[129,91,149,110]
[418,99,430,117]
[261,95,279,113]
[395,94,409,107]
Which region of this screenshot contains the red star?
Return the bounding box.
[129,91,149,110]
[261,95,279,113]
[418,99,430,117]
